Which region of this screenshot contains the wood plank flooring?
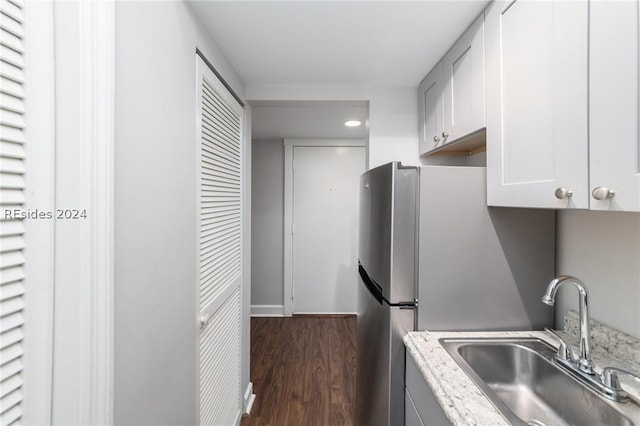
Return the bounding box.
[241,316,356,426]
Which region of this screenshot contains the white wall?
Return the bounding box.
[246,85,419,168]
[114,2,246,424]
[556,210,640,338]
[251,140,285,312]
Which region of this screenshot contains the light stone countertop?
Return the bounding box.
[404,317,640,426]
[404,330,548,426]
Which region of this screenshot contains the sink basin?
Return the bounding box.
[439,337,640,426]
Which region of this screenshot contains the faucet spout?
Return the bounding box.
[542,275,594,374]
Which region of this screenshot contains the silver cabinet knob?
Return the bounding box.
[433,135,441,143]
[442,131,450,138]
[554,187,573,200]
[592,186,615,200]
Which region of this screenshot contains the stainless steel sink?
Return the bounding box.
[439,337,640,426]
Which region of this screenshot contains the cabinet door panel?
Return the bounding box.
[405,389,425,426]
[486,0,589,208]
[590,0,640,212]
[405,354,450,426]
[443,14,485,143]
[418,61,444,155]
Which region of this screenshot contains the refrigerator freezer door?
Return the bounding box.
[359,163,393,296]
[359,162,418,304]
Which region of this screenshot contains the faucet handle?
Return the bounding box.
[601,367,640,391]
[545,328,576,362]
[601,368,624,390]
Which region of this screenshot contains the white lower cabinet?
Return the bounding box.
[405,354,450,426]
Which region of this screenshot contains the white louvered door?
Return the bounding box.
[196,56,244,426]
[0,0,26,424]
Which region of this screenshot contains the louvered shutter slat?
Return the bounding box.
[0,328,21,350]
[0,157,24,174]
[0,173,24,189]
[0,293,23,314]
[0,360,22,387]
[0,403,21,425]
[0,312,23,334]
[0,250,23,269]
[0,0,24,420]
[0,236,24,253]
[0,0,23,23]
[0,92,24,113]
[0,127,25,145]
[197,61,243,425]
[0,388,22,418]
[0,76,23,99]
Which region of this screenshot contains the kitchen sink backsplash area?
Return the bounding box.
[561,310,640,371]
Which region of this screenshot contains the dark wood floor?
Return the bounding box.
[241,316,356,426]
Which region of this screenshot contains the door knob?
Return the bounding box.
[442,131,450,138]
[199,313,211,328]
[554,187,573,200]
[433,135,441,143]
[592,186,615,200]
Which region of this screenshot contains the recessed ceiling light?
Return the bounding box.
[344,120,362,127]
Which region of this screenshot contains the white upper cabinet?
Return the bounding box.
[589,1,640,212]
[485,0,589,209]
[442,14,485,145]
[418,61,444,154]
[419,14,485,156]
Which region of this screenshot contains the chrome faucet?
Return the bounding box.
[542,275,594,374]
[541,276,637,402]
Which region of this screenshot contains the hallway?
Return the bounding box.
[241,316,356,426]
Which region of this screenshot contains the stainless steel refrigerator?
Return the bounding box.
[356,162,555,426]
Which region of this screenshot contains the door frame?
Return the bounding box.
[282,139,366,316]
[33,2,115,423]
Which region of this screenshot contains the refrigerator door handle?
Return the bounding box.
[358,262,384,305]
[393,300,417,309]
[359,261,417,308]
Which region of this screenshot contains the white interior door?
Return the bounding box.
[290,143,365,314]
[196,56,244,426]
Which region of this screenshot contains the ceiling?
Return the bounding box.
[251,101,368,140]
[188,1,490,88]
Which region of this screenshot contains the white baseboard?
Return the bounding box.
[251,304,285,317]
[243,382,256,415]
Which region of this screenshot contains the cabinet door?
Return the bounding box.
[590,1,640,212]
[442,14,485,144]
[486,0,589,208]
[418,61,444,155]
[405,354,450,426]
[405,389,425,426]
